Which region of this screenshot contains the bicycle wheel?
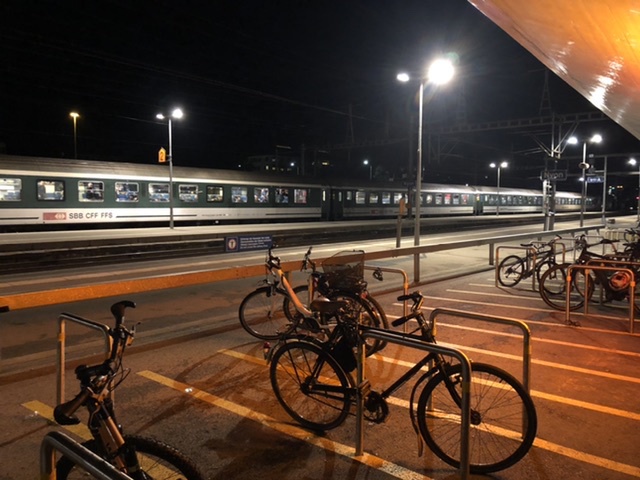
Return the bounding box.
[270,340,352,430]
[497,255,525,287]
[239,286,296,340]
[534,259,556,286]
[416,362,537,474]
[539,263,589,311]
[56,434,205,479]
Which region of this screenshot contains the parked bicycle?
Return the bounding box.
[539,235,640,311]
[282,246,389,352]
[497,235,562,287]
[268,291,537,474]
[53,301,205,479]
[238,246,386,354]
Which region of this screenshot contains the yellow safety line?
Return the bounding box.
[137,370,431,480]
[22,400,91,439]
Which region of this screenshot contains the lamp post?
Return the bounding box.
[363,159,372,180]
[489,161,508,216]
[629,157,640,223]
[69,112,79,159]
[156,108,184,229]
[397,57,454,281]
[568,134,602,227]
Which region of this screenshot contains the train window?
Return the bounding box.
[435,194,443,205]
[149,183,170,203]
[426,194,433,205]
[356,191,366,204]
[231,186,248,203]
[37,180,65,201]
[381,192,391,204]
[78,181,104,202]
[369,193,379,204]
[206,185,224,202]
[294,189,308,204]
[452,194,460,205]
[444,194,452,205]
[115,182,139,202]
[179,184,198,203]
[254,187,269,203]
[393,193,402,204]
[0,178,22,201]
[346,191,353,201]
[275,188,290,204]
[461,194,469,205]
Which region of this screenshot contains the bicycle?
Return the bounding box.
[497,236,562,287]
[53,300,205,480]
[238,245,386,354]
[282,246,389,352]
[539,235,640,311]
[268,291,537,474]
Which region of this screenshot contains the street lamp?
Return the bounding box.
[489,161,508,216]
[629,157,640,223]
[363,159,372,180]
[156,108,184,229]
[397,57,455,280]
[568,134,602,227]
[69,112,80,159]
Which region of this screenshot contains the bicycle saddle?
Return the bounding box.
[310,297,348,314]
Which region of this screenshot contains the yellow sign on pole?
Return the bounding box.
[158,147,166,163]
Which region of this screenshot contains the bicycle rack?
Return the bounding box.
[57,312,112,405]
[428,308,532,394]
[40,430,132,480]
[566,263,637,333]
[364,264,409,320]
[355,325,472,480]
[495,242,567,291]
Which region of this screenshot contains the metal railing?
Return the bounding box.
[40,431,131,480]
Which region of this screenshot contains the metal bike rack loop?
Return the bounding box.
[428,308,532,394]
[355,326,472,479]
[495,242,567,291]
[364,265,409,318]
[566,263,637,333]
[41,431,132,480]
[57,312,112,405]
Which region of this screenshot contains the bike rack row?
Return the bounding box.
[40,431,132,480]
[356,325,473,479]
[566,262,637,333]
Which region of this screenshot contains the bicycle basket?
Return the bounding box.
[321,250,365,292]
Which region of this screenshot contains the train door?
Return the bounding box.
[324,188,343,220]
[474,194,484,215]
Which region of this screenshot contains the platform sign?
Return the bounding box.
[541,170,567,181]
[586,176,604,183]
[158,148,167,163]
[225,235,273,252]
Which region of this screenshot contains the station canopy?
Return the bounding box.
[469,0,640,140]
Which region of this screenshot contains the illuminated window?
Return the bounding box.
[294,189,308,204]
[149,183,169,203]
[275,188,289,204]
[179,184,198,203]
[254,187,269,203]
[444,193,452,205]
[369,193,379,204]
[78,181,104,202]
[37,180,65,201]
[206,186,224,202]
[231,186,248,203]
[356,191,366,204]
[0,178,22,201]
[381,192,391,205]
[115,182,139,203]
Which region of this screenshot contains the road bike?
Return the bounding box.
[282,246,389,352]
[238,246,386,353]
[53,301,205,480]
[497,236,562,287]
[268,291,537,474]
[539,235,640,311]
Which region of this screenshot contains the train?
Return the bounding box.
[0,154,596,231]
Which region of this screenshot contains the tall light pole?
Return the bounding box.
[397,57,454,281]
[490,161,508,216]
[568,134,602,227]
[629,157,640,223]
[363,159,372,180]
[156,108,184,229]
[69,112,80,159]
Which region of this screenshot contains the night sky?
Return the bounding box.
[1,1,636,189]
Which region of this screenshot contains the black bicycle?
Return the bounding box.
[53,301,205,480]
[268,291,537,474]
[497,236,562,287]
